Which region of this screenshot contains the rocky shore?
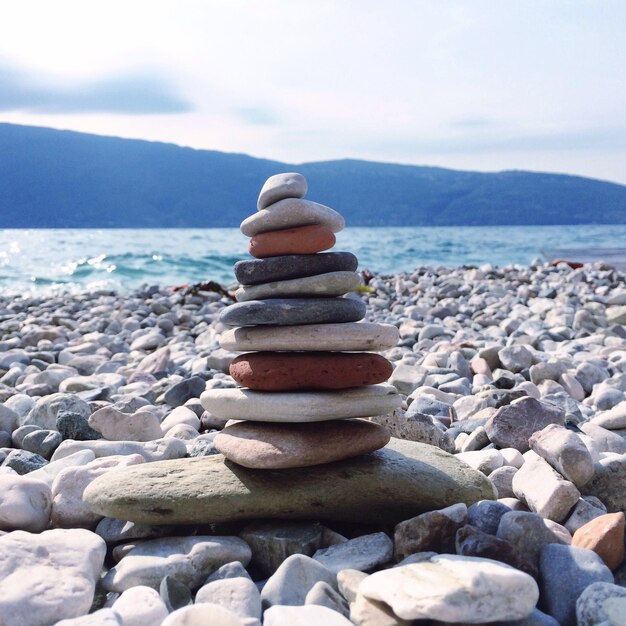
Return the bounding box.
[0,259,625,625]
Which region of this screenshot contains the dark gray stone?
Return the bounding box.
[2,449,48,474]
[0,431,11,448]
[240,521,324,577]
[467,500,512,535]
[159,575,192,612]
[539,544,614,626]
[56,411,102,441]
[21,429,62,459]
[163,376,206,408]
[456,524,536,578]
[234,252,358,286]
[485,397,564,452]
[219,297,366,327]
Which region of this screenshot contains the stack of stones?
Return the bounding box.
[200,173,402,469]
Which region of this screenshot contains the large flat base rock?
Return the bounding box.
[83,438,495,526]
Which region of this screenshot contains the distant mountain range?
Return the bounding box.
[1,122,625,227]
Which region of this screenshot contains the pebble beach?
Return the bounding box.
[1,175,626,626]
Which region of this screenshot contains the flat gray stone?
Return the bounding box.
[200,384,402,422]
[235,271,363,302]
[241,198,345,237]
[257,172,307,210]
[312,532,393,573]
[219,322,399,352]
[219,297,366,327]
[83,438,495,526]
[234,252,358,286]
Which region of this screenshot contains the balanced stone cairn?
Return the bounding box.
[200,173,402,469]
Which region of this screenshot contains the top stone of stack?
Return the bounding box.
[242,177,345,237]
[257,172,308,210]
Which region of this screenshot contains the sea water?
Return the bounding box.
[0,225,624,295]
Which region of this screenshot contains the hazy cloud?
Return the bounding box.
[365,128,626,156]
[0,62,192,114]
[449,117,495,129]
[235,106,280,125]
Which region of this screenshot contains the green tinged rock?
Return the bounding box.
[83,438,495,525]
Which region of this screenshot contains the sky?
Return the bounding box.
[1,0,625,183]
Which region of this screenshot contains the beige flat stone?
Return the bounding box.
[235,271,363,302]
[200,384,402,422]
[240,198,345,237]
[219,322,399,352]
[82,438,496,526]
[214,419,390,469]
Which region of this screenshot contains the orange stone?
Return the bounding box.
[572,511,625,570]
[248,224,336,258]
[229,351,394,391]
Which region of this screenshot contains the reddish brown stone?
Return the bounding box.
[214,419,391,469]
[229,351,393,391]
[572,511,625,570]
[248,224,336,258]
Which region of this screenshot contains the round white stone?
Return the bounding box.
[0,474,52,532]
[162,604,246,626]
[0,528,106,626]
[264,605,353,626]
[111,585,169,626]
[358,554,539,622]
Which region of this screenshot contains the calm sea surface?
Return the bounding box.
[1,226,625,295]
